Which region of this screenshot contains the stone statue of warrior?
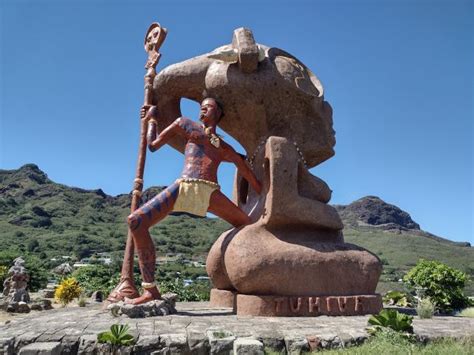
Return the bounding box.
[115,98,262,305]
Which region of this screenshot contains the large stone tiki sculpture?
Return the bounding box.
[153,28,382,316]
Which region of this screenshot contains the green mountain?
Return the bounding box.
[337,197,473,295]
[0,164,228,262]
[0,164,472,294]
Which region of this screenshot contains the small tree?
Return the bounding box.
[417,298,436,319]
[404,259,470,313]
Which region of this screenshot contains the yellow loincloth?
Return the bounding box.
[172,178,220,217]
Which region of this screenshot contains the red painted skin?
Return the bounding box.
[121,98,262,305]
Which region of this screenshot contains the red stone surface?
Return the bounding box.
[209,289,236,309]
[236,294,383,317]
[206,137,382,301]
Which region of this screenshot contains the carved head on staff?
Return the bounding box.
[144,22,167,69]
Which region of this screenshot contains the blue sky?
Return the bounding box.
[1,0,472,243]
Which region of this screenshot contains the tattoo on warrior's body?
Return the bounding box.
[129,215,142,231]
[136,248,156,282]
[119,98,261,305]
[129,183,179,231]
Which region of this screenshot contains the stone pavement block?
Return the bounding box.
[284,335,310,355]
[305,333,347,351]
[96,343,132,354]
[60,335,80,355]
[77,334,97,355]
[135,320,156,336]
[19,341,61,355]
[338,332,355,347]
[35,331,64,343]
[207,328,235,355]
[255,330,285,354]
[233,338,264,355]
[0,337,15,355]
[153,320,171,331]
[133,335,161,354]
[14,332,42,353]
[187,329,209,355]
[84,321,120,332]
[225,327,253,338]
[159,333,189,354]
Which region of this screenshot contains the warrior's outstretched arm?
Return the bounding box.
[223,143,262,194]
[142,106,181,152]
[147,122,181,152]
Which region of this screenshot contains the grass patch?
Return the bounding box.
[321,332,473,354]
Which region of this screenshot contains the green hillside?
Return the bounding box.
[344,227,473,295]
[0,164,472,295]
[0,164,228,262]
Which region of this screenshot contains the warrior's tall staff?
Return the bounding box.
[118,23,167,297]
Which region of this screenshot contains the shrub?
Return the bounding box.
[417,298,435,319]
[404,259,470,313]
[160,278,210,301]
[456,307,474,318]
[368,309,414,334]
[54,277,82,306]
[0,265,8,289]
[97,324,135,346]
[383,290,412,307]
[30,216,52,228]
[72,265,120,296]
[24,256,49,292]
[27,239,40,252]
[0,251,19,268]
[78,294,87,307]
[14,231,25,238]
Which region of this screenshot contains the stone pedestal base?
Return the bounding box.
[106,293,177,318]
[236,294,382,316]
[209,289,236,308]
[210,289,382,316]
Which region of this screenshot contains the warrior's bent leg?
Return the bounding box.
[207,190,251,227]
[125,183,179,305]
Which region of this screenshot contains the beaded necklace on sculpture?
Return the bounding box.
[246,138,308,168]
[204,127,221,148]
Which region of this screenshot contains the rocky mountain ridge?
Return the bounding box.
[334,196,470,247]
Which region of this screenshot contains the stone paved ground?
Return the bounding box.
[0,302,473,354]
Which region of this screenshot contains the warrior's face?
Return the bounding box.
[199,98,221,127]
